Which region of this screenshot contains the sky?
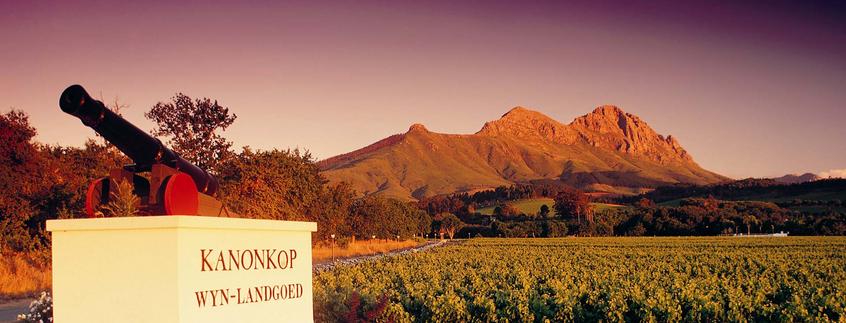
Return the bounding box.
[2,0,845,179]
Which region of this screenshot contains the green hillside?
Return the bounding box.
[476,198,625,215]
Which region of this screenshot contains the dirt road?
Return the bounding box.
[313,239,452,272]
[0,299,28,323]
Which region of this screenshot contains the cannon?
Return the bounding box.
[60,84,232,217]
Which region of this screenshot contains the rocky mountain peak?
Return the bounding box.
[496,106,558,124]
[590,104,625,116]
[773,173,820,184]
[570,105,691,163]
[477,106,580,144]
[573,105,642,133]
[501,106,533,117]
[408,123,429,133]
[474,105,694,164]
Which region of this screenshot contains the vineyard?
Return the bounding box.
[314,237,846,322]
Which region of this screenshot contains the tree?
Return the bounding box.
[145,93,236,174]
[626,223,647,236]
[636,198,655,209]
[743,215,760,235]
[324,182,355,222]
[541,220,567,237]
[554,188,593,224]
[1,109,134,251]
[703,195,719,212]
[0,109,38,169]
[217,148,324,221]
[495,203,520,217]
[492,206,502,217]
[0,110,43,251]
[437,213,464,239]
[462,203,476,216]
[387,199,421,239]
[416,210,433,238]
[313,182,356,241]
[348,195,420,240]
[351,196,392,239]
[539,204,551,218]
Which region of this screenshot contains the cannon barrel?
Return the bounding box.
[59,84,219,195]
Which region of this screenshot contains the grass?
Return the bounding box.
[477,198,625,215]
[0,251,51,301]
[593,202,625,211]
[312,239,423,262]
[477,198,554,215]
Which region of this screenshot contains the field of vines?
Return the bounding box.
[314,237,846,322]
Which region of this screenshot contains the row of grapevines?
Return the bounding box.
[314,237,846,322]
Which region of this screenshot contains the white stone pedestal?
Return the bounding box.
[47,216,317,323]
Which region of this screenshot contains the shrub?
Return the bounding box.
[16,291,53,323]
[100,179,139,217]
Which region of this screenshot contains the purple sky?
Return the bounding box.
[2,0,845,179]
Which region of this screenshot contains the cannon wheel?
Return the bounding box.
[85,177,108,217]
[162,173,199,215]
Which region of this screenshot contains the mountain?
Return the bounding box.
[772,173,820,184]
[319,105,729,200]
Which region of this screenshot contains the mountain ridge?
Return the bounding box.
[772,173,820,184]
[319,106,729,200]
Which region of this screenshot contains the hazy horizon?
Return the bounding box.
[3,0,845,179]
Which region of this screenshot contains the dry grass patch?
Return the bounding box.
[0,251,51,300]
[313,239,422,262]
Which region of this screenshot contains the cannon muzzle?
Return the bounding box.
[60,84,219,196]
